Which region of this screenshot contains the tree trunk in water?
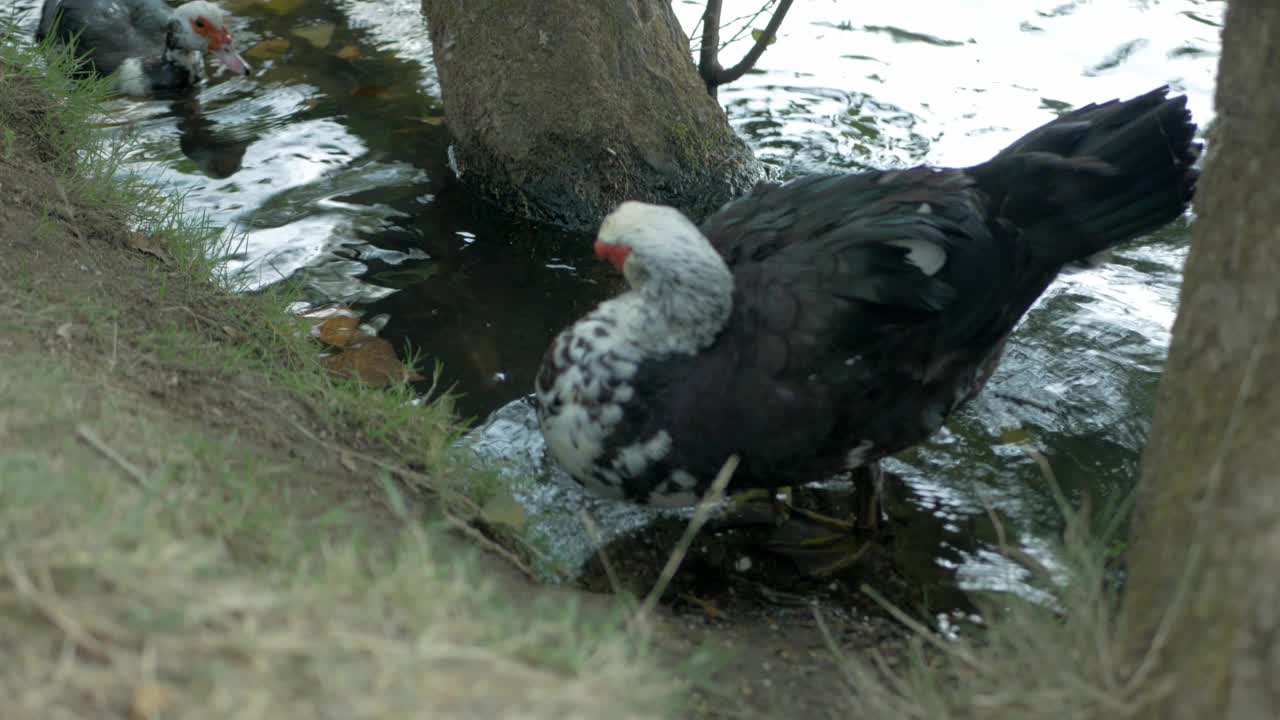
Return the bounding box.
[421,0,762,232]
[1122,2,1280,716]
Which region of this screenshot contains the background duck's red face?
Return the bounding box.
[190,16,251,76]
[191,16,232,50]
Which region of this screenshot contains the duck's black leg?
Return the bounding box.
[850,461,889,537]
[710,463,890,576]
[716,486,796,527]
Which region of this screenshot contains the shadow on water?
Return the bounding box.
[13,0,1225,615]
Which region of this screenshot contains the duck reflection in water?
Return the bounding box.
[171,95,250,179]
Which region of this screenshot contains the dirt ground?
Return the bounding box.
[0,60,933,720]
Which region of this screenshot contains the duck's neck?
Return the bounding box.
[163,47,204,81]
[603,264,734,357]
[162,27,204,83]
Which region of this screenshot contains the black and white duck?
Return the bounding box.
[534,86,1199,568]
[36,0,251,97]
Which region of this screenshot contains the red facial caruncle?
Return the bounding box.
[594,240,632,270]
[190,15,232,51]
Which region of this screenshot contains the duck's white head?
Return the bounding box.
[167,1,251,76]
[593,201,734,349]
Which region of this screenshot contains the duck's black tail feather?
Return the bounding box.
[966,85,1200,268]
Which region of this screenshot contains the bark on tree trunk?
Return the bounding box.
[421,0,762,232]
[1121,2,1280,716]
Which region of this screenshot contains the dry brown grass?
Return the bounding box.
[0,352,684,720]
[0,24,685,720]
[824,456,1161,720]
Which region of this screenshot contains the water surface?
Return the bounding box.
[14,0,1225,601]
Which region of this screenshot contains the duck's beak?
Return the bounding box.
[209,28,252,76]
[212,44,252,76]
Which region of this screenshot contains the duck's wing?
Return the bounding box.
[625,169,1012,485]
[39,0,167,76]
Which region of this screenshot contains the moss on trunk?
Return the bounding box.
[421,0,762,232]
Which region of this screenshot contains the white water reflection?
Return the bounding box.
[334,0,439,93]
[677,0,1219,173]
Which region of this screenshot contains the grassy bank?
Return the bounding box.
[0,26,687,720]
[834,492,1156,720]
[0,17,1167,720]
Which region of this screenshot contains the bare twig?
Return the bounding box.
[630,455,739,629]
[75,423,148,486]
[109,318,118,373]
[3,551,115,661]
[698,0,794,97]
[54,180,83,241]
[225,386,565,581]
[229,387,434,494]
[161,305,226,332]
[693,1,785,55]
[812,604,851,674]
[860,583,989,673]
[443,513,541,583]
[977,490,1055,583]
[721,4,779,46]
[578,509,631,607]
